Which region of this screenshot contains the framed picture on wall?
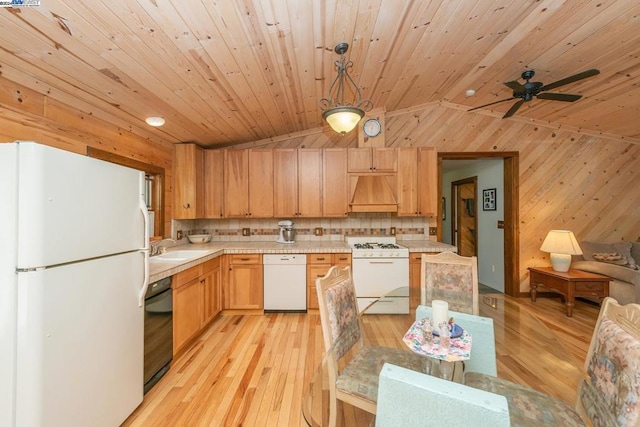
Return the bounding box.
[483,188,496,211]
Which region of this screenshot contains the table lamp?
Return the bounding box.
[540,230,582,272]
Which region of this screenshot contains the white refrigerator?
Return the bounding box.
[0,142,149,426]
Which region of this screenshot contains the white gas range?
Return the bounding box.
[346,236,409,314]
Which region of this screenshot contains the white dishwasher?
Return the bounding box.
[263,254,307,311]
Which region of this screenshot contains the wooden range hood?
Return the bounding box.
[349,175,398,213]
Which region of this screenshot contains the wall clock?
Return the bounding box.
[363,118,382,138]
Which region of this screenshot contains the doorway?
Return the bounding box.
[437,152,519,297]
[451,177,477,257]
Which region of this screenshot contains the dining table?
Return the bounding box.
[301,290,496,427]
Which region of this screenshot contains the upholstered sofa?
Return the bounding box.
[571,241,640,304]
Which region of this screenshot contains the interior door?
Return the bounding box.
[451,177,477,257]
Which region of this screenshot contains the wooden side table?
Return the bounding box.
[529,266,611,317]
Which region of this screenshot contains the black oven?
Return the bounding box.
[143,276,173,394]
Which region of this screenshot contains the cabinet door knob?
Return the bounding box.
[183,203,190,209]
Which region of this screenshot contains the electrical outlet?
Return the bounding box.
[314,227,323,236]
[429,227,437,236]
[242,228,250,236]
[176,230,183,240]
[390,227,396,236]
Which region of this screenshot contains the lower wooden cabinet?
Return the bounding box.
[225,254,263,310]
[409,252,424,309]
[173,257,222,356]
[307,253,351,310]
[202,258,222,325]
[409,252,440,309]
[173,275,203,356]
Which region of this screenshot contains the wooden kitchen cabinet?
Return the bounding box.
[322,148,349,217]
[173,265,203,355]
[273,149,322,217]
[417,147,438,217]
[224,149,273,218]
[174,143,205,219]
[347,147,397,173]
[409,252,424,309]
[173,257,222,356]
[202,257,222,324]
[397,147,438,217]
[204,149,224,218]
[226,254,263,310]
[409,252,440,309]
[306,253,351,310]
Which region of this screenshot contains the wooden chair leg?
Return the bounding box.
[329,396,337,427]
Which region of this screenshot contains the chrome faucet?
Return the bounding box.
[150,238,176,256]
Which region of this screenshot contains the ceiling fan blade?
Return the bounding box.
[536,92,582,102]
[503,99,525,118]
[503,80,525,92]
[540,69,600,92]
[468,97,517,112]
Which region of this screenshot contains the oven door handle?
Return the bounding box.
[366,261,396,264]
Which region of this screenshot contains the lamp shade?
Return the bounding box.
[323,107,364,134]
[540,230,582,272]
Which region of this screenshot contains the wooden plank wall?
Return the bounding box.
[0,76,175,236]
[1,68,638,292]
[254,104,640,293]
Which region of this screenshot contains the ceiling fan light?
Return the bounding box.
[145,116,165,127]
[323,107,364,134]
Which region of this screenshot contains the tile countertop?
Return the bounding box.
[148,240,457,283]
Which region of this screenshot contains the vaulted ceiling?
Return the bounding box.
[1,0,639,148]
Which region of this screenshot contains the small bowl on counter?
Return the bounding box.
[187,234,212,244]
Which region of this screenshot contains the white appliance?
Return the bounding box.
[346,236,410,314]
[0,142,149,427]
[263,254,307,311]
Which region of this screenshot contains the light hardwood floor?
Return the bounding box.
[123,294,600,426]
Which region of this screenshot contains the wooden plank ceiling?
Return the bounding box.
[0,0,638,148]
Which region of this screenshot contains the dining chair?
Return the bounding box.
[377,297,640,426]
[316,266,426,427]
[421,251,479,315]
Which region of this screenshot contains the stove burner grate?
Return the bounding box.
[352,242,402,250]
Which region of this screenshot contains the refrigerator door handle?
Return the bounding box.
[138,250,149,307]
[138,195,150,307]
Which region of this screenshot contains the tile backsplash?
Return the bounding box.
[172,213,437,243]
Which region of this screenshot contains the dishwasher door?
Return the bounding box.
[143,277,172,394]
[263,254,307,311]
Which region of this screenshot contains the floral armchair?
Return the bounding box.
[316,266,427,427]
[421,251,479,315]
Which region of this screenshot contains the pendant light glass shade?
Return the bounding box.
[322,107,364,134]
[319,43,372,134]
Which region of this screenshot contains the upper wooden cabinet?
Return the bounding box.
[204,150,224,218]
[347,147,397,173]
[397,147,438,216]
[174,145,437,219]
[417,147,438,216]
[322,148,349,217]
[224,149,274,218]
[174,143,205,219]
[273,149,322,218]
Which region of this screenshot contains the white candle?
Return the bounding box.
[432,300,449,327]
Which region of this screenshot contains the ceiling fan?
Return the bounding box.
[468,68,600,118]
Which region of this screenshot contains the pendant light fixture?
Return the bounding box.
[319,43,373,134]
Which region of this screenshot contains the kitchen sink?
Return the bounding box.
[149,250,211,263]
